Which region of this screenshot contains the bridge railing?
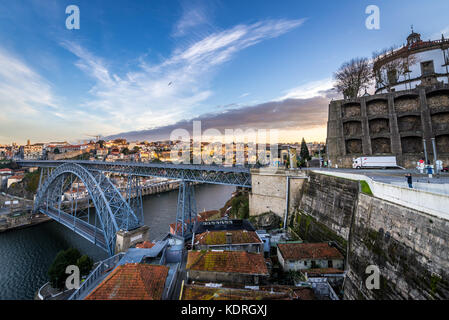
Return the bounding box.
[68,252,125,300]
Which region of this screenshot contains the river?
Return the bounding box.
[0,184,235,300]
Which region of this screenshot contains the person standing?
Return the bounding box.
[405,173,413,188]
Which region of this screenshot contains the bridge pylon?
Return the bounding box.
[175,180,197,238]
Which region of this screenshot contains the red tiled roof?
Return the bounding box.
[194,230,261,246]
[84,263,169,300]
[135,241,155,249]
[278,243,343,261]
[186,251,268,275]
[181,284,315,300]
[0,168,11,172]
[9,175,24,180]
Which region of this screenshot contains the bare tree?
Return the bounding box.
[375,54,419,90]
[334,57,373,99]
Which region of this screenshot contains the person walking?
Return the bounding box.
[405,173,413,188]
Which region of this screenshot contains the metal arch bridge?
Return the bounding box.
[17,160,252,255]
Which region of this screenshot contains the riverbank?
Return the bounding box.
[0,211,52,233]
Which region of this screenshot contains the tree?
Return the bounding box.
[77,255,94,276]
[299,138,310,166]
[132,146,140,154]
[374,54,419,91]
[48,248,81,290]
[122,147,130,155]
[334,57,373,98]
[97,140,105,148]
[53,148,60,154]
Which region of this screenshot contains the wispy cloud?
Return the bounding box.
[172,0,212,37]
[62,18,306,136]
[277,78,336,100]
[0,48,58,115]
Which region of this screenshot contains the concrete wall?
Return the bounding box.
[115,225,150,253]
[249,168,306,219]
[312,170,449,220]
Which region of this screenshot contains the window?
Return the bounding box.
[328,260,333,268]
[311,260,317,268]
[421,60,435,76]
[304,260,307,266]
[387,69,398,84]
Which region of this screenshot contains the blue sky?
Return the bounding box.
[1,0,449,144]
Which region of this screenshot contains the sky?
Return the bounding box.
[0,0,449,145]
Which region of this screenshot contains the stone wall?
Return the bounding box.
[327,86,449,168]
[286,171,449,299]
[294,172,359,251]
[345,193,449,299]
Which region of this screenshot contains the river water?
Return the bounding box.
[0,184,235,300]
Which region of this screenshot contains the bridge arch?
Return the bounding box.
[34,163,141,255]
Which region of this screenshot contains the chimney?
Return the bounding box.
[226,232,232,245]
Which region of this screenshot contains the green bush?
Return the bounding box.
[230,194,249,219]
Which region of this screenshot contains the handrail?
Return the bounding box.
[68,252,125,300]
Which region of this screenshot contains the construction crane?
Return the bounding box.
[84,134,102,143]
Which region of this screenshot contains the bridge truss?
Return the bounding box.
[18,160,252,249]
[33,163,141,255]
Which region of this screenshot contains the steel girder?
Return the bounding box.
[34,163,141,255]
[17,160,252,187]
[175,181,197,238]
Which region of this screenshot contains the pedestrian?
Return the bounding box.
[405,173,413,188]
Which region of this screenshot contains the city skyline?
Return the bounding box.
[1,0,449,145]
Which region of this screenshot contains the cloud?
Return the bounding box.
[104,93,330,142]
[172,0,212,37]
[278,78,336,100]
[0,48,58,115]
[62,18,306,136]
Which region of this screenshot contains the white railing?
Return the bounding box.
[312,170,449,220]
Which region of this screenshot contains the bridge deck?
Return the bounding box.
[17,160,252,187]
[41,207,108,252]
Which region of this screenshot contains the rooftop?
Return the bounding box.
[135,241,155,249]
[194,230,262,246]
[302,268,345,276]
[186,250,268,275]
[278,242,344,261]
[181,284,315,300]
[84,263,169,300]
[192,219,256,234]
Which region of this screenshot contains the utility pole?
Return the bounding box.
[423,139,428,165]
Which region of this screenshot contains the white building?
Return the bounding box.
[277,242,344,272]
[374,30,449,94]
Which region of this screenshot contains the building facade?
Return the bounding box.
[327,31,449,169]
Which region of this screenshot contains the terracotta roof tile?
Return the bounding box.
[278,243,343,261]
[182,284,315,300]
[194,230,261,246]
[186,251,268,275]
[135,241,155,249]
[84,263,169,300]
